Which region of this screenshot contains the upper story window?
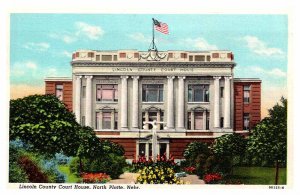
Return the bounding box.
[55,84,63,101]
[142,84,164,102]
[96,84,118,102]
[243,85,251,103]
[188,85,209,102]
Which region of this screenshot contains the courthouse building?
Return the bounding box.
[45,49,261,161]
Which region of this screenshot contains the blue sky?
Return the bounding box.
[10,14,288,117]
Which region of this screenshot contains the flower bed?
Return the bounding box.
[203,173,222,184]
[136,166,184,184]
[183,166,196,174]
[81,173,111,183]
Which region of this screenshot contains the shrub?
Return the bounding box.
[55,153,71,165]
[42,159,66,183]
[203,173,222,184]
[81,173,110,183]
[17,156,48,183]
[183,142,211,167]
[100,140,125,156]
[136,165,184,184]
[9,162,29,183]
[69,157,81,175]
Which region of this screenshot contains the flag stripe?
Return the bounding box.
[155,22,169,34]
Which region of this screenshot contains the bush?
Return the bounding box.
[17,156,49,183]
[183,142,211,167]
[100,140,125,156]
[42,159,66,183]
[9,162,29,183]
[69,157,81,175]
[55,153,71,165]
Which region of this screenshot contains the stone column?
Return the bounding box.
[145,111,149,130]
[224,76,232,128]
[111,109,115,130]
[131,76,139,129]
[121,76,128,130]
[191,111,195,130]
[177,76,185,130]
[167,76,175,129]
[203,111,207,130]
[75,76,82,123]
[213,76,221,128]
[85,76,93,127]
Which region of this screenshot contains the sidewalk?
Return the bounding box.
[108,172,205,184]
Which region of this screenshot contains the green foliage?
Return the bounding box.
[247,97,287,166]
[100,140,125,156]
[212,134,247,157]
[10,95,81,156]
[183,142,211,167]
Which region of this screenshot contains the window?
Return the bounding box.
[139,143,146,157]
[244,85,251,103]
[119,53,126,58]
[96,55,100,61]
[96,112,118,130]
[142,111,164,130]
[220,117,224,128]
[220,87,224,98]
[102,55,112,61]
[168,53,173,58]
[181,53,187,59]
[194,112,204,130]
[194,55,205,61]
[188,85,209,102]
[189,55,193,61]
[206,112,210,130]
[243,113,250,130]
[96,84,118,102]
[134,53,139,58]
[55,84,63,101]
[113,55,117,61]
[142,84,164,102]
[159,143,167,156]
[82,86,86,98]
[206,55,211,61]
[212,53,219,58]
[88,52,94,58]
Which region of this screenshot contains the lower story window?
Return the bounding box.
[187,111,210,130]
[159,143,167,157]
[96,111,118,130]
[139,143,146,157]
[243,113,250,130]
[142,111,164,130]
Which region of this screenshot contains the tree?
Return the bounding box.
[247,97,287,184]
[10,95,81,156]
[212,133,247,158]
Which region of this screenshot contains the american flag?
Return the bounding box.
[153,18,169,34]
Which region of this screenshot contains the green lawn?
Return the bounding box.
[228,166,287,185]
[58,165,81,183]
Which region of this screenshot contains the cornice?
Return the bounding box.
[71,61,236,68]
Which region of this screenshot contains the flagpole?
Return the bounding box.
[152,19,155,50]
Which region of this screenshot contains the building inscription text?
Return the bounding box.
[111,67,194,72]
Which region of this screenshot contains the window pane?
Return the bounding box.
[194,89,202,102]
[102,90,114,100]
[159,89,164,102]
[159,143,167,156]
[139,143,146,157]
[149,143,152,157]
[102,112,111,129]
[56,89,63,101]
[147,90,158,102]
[195,112,203,130]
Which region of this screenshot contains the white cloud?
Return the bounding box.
[23,42,50,52]
[75,22,104,40]
[11,61,38,77]
[49,33,76,44]
[62,51,72,58]
[181,38,218,50]
[249,66,286,78]
[242,36,284,57]
[128,32,151,43]
[46,68,58,77]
